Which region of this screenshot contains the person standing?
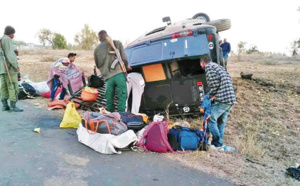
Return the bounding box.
[0,26,23,112]
[200,55,236,148]
[94,30,128,112]
[126,72,145,113]
[220,38,231,68]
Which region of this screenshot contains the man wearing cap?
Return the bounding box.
[48,53,82,101]
[0,26,23,112]
[94,30,128,112]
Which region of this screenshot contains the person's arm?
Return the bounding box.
[228,43,231,53]
[1,37,19,70]
[94,48,104,70]
[206,66,220,96]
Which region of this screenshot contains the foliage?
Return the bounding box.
[74,24,98,50]
[37,29,67,49]
[13,40,27,47]
[53,33,67,49]
[37,29,54,48]
[246,45,259,54]
[290,38,300,56]
[237,41,247,54]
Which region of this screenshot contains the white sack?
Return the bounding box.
[76,124,138,154]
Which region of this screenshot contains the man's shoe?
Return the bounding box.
[10,101,23,112]
[1,100,10,111]
[210,145,224,152]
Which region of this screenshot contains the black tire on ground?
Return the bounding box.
[192,13,210,22]
[205,19,231,32]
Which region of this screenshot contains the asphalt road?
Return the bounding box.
[0,101,232,186]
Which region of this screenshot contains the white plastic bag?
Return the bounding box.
[153,113,164,122]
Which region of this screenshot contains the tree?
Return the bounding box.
[290,39,300,56]
[74,24,98,50]
[37,29,67,49]
[13,40,27,50]
[246,45,259,54]
[53,33,67,49]
[38,29,54,48]
[237,41,247,54]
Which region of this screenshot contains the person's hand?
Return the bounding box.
[127,66,132,71]
[14,68,20,72]
[14,49,19,56]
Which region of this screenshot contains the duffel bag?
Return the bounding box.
[168,127,202,151]
[88,75,104,88]
[118,112,147,131]
[18,83,36,99]
[82,112,128,135]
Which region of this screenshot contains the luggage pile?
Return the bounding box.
[76,110,149,154]
[72,108,210,154]
[61,89,213,155]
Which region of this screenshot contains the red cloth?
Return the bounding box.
[42,86,62,98]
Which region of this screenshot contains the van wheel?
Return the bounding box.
[192,13,210,23]
[205,19,231,32]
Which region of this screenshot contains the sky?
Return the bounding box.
[1,0,299,54]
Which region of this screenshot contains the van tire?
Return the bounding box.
[205,19,231,32]
[192,13,210,23]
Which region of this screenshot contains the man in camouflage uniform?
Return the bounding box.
[0,26,23,112]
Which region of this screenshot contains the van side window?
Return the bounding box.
[142,64,166,82]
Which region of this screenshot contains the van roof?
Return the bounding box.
[127,19,215,48]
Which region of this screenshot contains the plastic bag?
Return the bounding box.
[60,102,81,128]
[153,113,164,122]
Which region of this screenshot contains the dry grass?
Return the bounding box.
[167,55,300,185]
[18,50,300,185]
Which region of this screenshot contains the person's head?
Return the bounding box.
[98,30,108,42]
[200,54,211,69]
[4,26,15,39]
[219,39,222,45]
[224,38,227,43]
[68,53,77,62]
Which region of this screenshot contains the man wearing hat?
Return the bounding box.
[0,26,23,112]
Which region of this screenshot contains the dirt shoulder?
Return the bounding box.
[166,55,300,185]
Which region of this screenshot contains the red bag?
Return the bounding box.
[137,121,174,153]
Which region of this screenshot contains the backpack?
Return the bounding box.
[18,83,36,99]
[137,121,174,153]
[168,127,203,151]
[119,112,147,131]
[82,112,128,135]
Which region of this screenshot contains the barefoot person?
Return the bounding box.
[0,26,23,112]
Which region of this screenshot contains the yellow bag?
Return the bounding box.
[59,102,81,128]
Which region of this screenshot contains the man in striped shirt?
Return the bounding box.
[200,55,236,148]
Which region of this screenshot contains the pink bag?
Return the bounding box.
[137,121,174,153]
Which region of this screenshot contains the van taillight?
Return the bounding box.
[197,81,203,86]
[208,34,213,41]
[172,30,193,39]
